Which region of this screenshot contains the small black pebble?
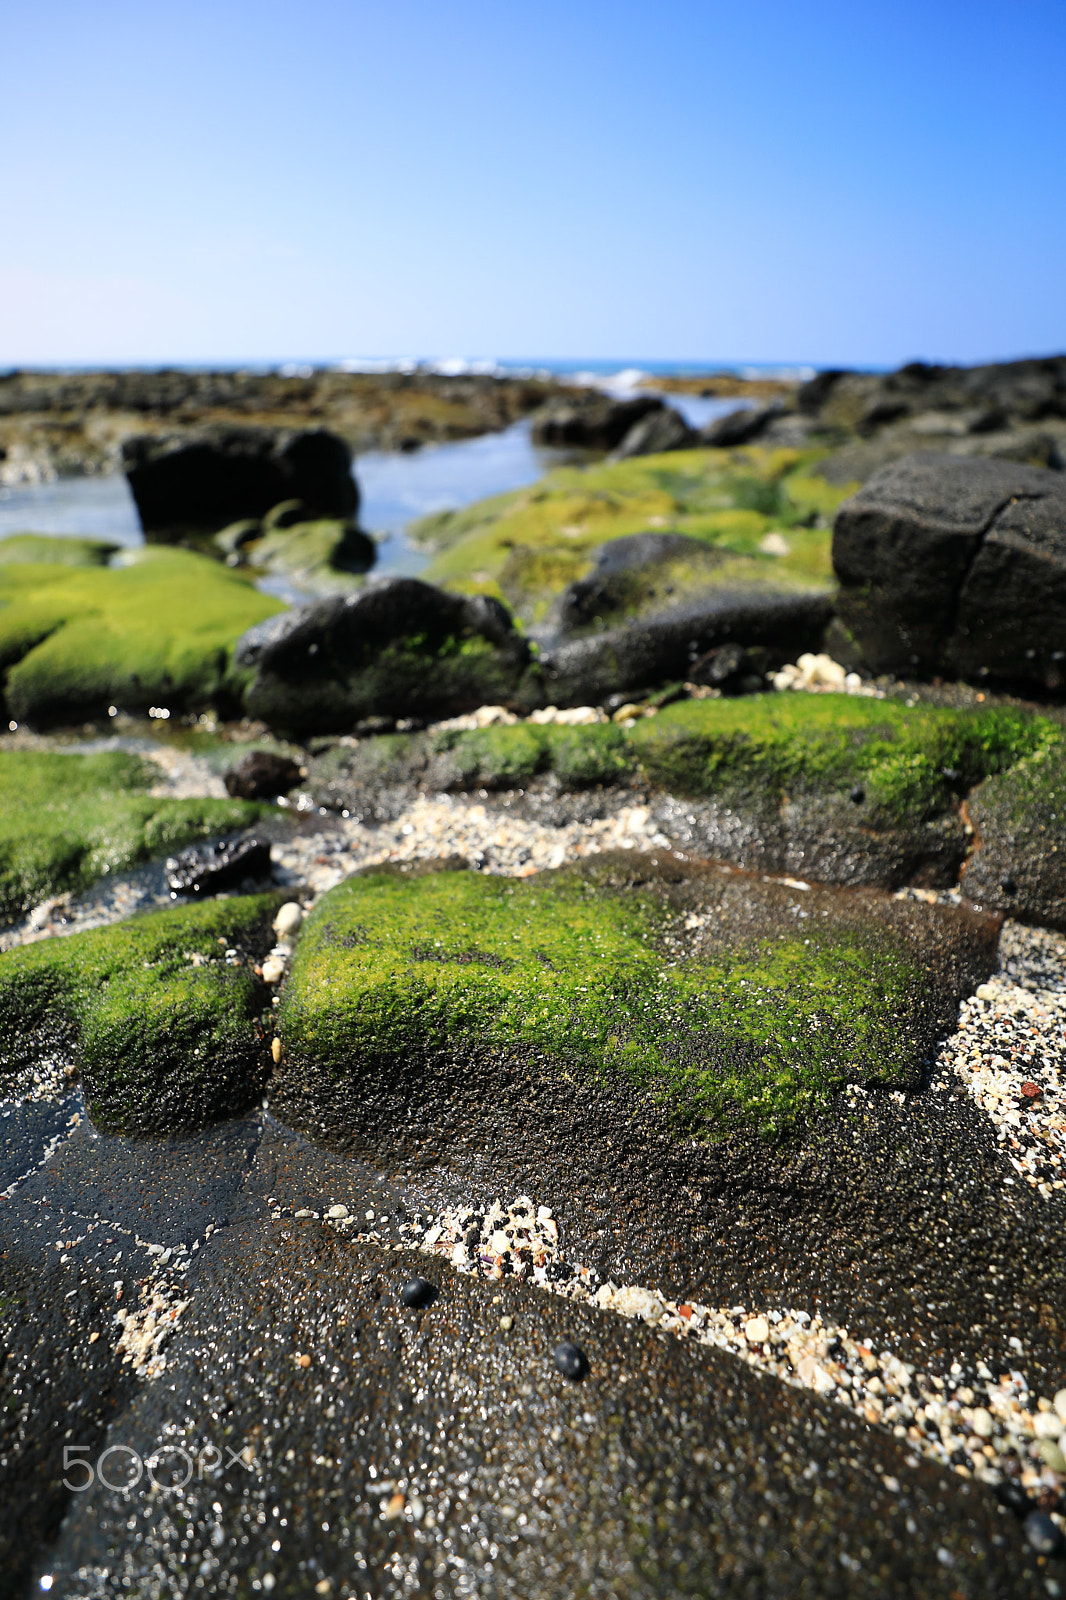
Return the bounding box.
[849,784,865,805]
[1000,876,1018,896]
[997,1478,1032,1516]
[1025,1510,1062,1554]
[399,1277,436,1309]
[554,1340,587,1380]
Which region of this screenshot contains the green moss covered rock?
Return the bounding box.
[0,748,263,922]
[0,544,284,725]
[963,735,1066,928]
[0,892,281,1132]
[411,445,850,625]
[272,853,998,1152]
[307,693,1052,889]
[236,578,533,736]
[248,518,376,595]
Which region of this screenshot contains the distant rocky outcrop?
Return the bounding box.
[530,393,666,451]
[0,367,564,484]
[609,405,696,459]
[799,356,1066,483]
[833,452,1066,690]
[123,426,358,541]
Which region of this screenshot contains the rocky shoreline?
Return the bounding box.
[2,356,1066,1597]
[0,367,565,485]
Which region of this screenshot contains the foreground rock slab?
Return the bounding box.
[39,1226,1049,1598]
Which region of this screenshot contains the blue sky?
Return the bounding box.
[2,0,1064,367]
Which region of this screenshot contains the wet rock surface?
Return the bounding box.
[165,833,273,895]
[35,1224,1050,1599]
[1,774,1066,1592]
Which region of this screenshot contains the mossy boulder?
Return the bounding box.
[0,748,263,923]
[236,578,533,736]
[306,693,1052,891]
[411,445,851,626]
[0,893,281,1132]
[272,852,998,1156]
[215,514,377,596]
[963,734,1066,928]
[0,542,284,725]
[247,518,376,594]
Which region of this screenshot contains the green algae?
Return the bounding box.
[0,535,118,567]
[318,695,1053,828]
[278,862,940,1140]
[0,893,281,1132]
[0,749,263,922]
[627,694,1054,821]
[248,518,374,596]
[429,719,631,790]
[0,545,284,725]
[411,446,851,621]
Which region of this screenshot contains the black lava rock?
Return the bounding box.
[833,452,1066,687]
[223,751,302,801]
[398,1277,436,1309]
[123,425,358,539]
[553,1339,587,1380]
[166,837,273,897]
[235,578,532,736]
[700,404,783,448]
[610,406,696,460]
[530,393,664,451]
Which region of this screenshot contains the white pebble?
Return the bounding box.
[744,1316,770,1345]
[273,902,304,937]
[327,1204,349,1220]
[971,1407,995,1438]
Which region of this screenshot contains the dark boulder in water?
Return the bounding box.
[122,425,358,540]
